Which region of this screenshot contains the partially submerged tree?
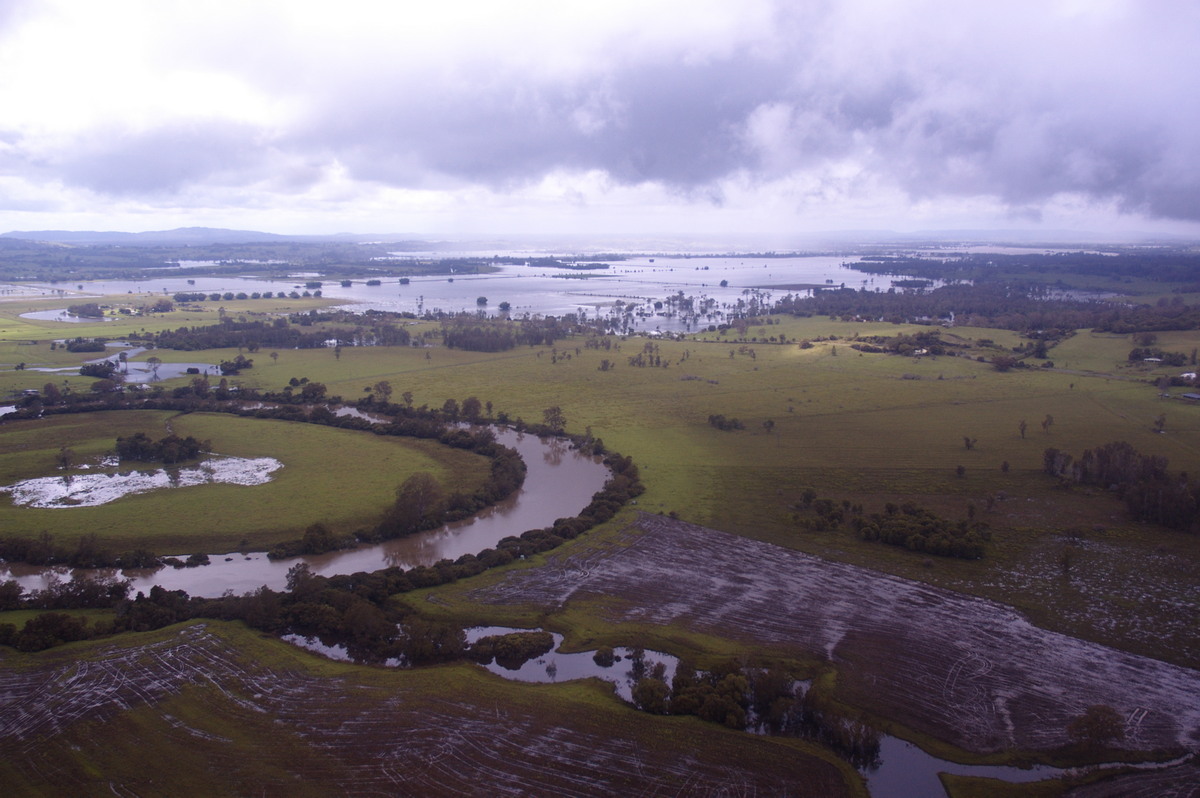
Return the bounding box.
[542,405,566,433]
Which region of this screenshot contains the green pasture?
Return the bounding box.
[3,295,1199,665]
[0,410,489,553]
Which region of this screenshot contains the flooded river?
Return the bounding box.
[0,427,609,597]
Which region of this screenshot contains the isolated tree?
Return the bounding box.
[476,296,488,306]
[270,351,279,365]
[1042,414,1054,434]
[963,436,977,451]
[1067,705,1125,750]
[1018,419,1027,439]
[402,391,414,408]
[543,405,566,433]
[763,419,775,435]
[55,447,75,470]
[371,380,393,405]
[461,396,483,420]
[1154,413,1166,434]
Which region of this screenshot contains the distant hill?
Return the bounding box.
[0,227,382,246]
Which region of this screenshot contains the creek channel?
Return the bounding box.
[286,622,1110,798]
[0,426,609,597]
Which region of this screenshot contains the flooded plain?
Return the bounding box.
[15,254,899,333]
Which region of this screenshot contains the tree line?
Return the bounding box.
[1044,441,1200,533]
[128,313,412,351]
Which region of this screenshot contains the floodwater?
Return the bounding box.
[19,309,115,323]
[0,427,609,597]
[865,735,1064,798]
[0,455,282,508]
[463,626,679,704]
[284,624,680,704]
[15,254,902,333]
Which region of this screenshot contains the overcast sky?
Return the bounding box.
[0,0,1197,239]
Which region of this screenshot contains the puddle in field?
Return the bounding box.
[0,456,282,507]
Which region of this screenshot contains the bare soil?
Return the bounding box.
[0,623,857,797]
[468,513,1200,757]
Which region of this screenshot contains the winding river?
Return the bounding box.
[0,427,609,598]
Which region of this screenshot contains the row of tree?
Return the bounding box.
[129,313,411,351]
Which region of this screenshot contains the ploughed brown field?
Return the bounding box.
[0,622,859,797]
[469,514,1200,759]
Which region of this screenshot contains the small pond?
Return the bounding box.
[20,309,116,323]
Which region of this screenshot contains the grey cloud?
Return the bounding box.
[16,1,1200,226]
[299,48,790,190]
[51,122,280,196]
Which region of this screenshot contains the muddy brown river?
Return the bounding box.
[0,427,609,597]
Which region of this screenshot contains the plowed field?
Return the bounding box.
[468,514,1200,757]
[0,623,859,797]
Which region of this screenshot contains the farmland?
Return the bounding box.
[2,255,1200,795]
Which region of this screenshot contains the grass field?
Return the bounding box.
[3,295,1199,660]
[0,410,490,553]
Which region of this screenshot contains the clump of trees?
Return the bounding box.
[64,336,107,352]
[708,414,745,431]
[852,503,989,559]
[115,432,206,464]
[439,316,577,352]
[80,360,119,380]
[1128,347,1189,366]
[629,657,880,767]
[1044,441,1200,532]
[67,302,104,318]
[467,631,555,670]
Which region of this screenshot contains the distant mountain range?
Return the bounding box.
[0,227,373,246]
[0,226,1194,250]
